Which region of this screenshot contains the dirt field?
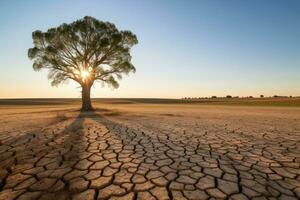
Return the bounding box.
[0,100,299,200]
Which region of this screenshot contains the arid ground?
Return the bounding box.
[0,99,299,200]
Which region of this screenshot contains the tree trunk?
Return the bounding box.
[81,84,93,111]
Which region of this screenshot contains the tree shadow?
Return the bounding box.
[0,110,86,194]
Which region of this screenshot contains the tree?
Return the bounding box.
[28,16,138,111]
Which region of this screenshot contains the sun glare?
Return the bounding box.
[74,66,92,82]
[81,70,90,82]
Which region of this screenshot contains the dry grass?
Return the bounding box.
[1,97,300,108]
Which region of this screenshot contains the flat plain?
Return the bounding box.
[0,98,299,200]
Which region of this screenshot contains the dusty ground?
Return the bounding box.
[0,102,299,200]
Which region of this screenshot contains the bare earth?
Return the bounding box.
[0,102,299,200]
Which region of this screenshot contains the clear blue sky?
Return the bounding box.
[0,0,299,98]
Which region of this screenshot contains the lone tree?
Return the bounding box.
[28,16,138,111]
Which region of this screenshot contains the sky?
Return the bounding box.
[0,0,299,98]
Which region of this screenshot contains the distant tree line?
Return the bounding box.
[181,95,295,100]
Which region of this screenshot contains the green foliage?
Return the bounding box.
[28,16,138,87]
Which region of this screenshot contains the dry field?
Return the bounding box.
[0,99,299,200]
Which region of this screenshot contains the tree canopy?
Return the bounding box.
[28,16,138,89]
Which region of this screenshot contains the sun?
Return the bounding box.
[74,67,92,82]
[81,70,90,82]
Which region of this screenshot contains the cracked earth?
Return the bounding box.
[0,105,299,200]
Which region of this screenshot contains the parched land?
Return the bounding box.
[0,99,299,200]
